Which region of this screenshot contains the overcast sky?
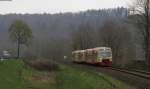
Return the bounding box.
[0,0,130,14]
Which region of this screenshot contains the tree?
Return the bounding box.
[130,0,150,68]
[98,20,133,66]
[9,20,32,59]
[71,23,95,50]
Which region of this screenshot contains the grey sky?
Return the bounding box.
[0,0,130,14]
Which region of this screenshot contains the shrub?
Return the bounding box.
[23,50,60,71]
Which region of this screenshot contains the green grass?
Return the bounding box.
[0,59,134,89]
[0,59,25,89]
[56,65,135,89]
[0,59,56,89]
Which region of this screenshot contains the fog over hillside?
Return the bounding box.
[0,7,128,50]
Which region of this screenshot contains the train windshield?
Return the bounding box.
[99,51,111,58]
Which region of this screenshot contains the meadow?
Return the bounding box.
[0,59,134,89]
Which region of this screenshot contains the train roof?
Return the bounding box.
[80,50,85,52]
[94,47,111,50]
[72,50,85,53]
[72,47,111,53]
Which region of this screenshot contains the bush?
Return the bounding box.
[23,50,60,71]
[30,59,59,71]
[124,60,147,70]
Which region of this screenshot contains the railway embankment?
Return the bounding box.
[72,63,150,89]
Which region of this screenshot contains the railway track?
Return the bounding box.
[106,67,150,80]
[130,69,150,75]
[72,62,150,80]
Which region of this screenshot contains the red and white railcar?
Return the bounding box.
[72,47,112,66]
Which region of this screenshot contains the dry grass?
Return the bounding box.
[24,71,56,84]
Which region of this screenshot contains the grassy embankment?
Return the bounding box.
[0,59,135,89]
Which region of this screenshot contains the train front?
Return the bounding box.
[97,47,112,66]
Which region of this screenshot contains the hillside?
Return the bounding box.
[0,7,128,49]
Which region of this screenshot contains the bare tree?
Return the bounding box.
[130,0,150,67]
[71,23,96,50]
[98,20,133,66]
